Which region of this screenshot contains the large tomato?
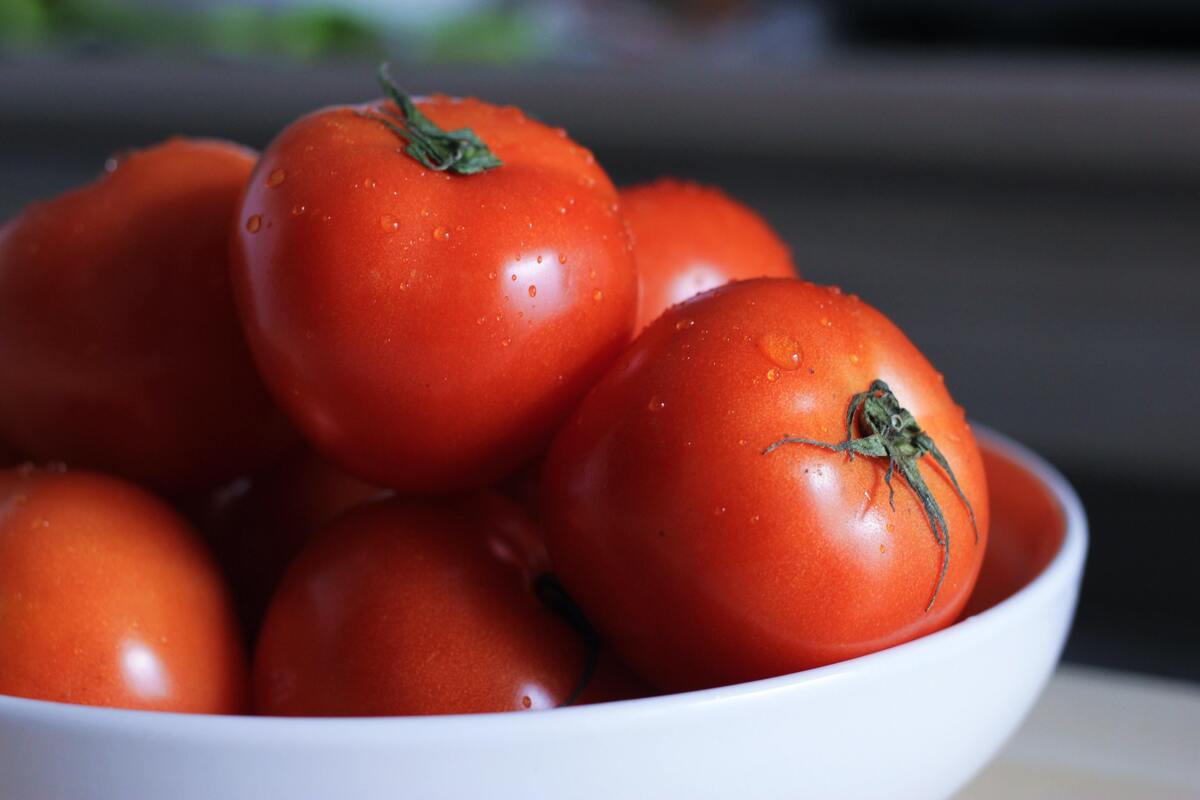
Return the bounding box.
[253,493,596,716]
[0,138,294,490]
[620,178,795,330]
[541,278,989,691]
[231,76,637,492]
[0,466,247,712]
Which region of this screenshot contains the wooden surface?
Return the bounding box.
[958,666,1200,798]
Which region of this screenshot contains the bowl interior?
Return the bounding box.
[965,436,1068,617]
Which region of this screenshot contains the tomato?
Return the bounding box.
[0,139,294,491]
[620,178,795,331]
[541,278,989,691]
[0,466,247,712]
[231,77,637,493]
[203,449,387,638]
[254,492,595,716]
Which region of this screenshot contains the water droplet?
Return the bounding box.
[592,289,604,302]
[363,177,377,189]
[827,286,842,296]
[589,269,597,280]
[749,514,761,525]
[500,338,512,348]
[675,318,695,331]
[291,204,306,216]
[488,271,497,280]
[515,252,522,262]
[266,169,287,188]
[476,316,486,325]
[757,333,803,371]
[510,273,518,282]
[432,226,450,241]
[558,253,568,265]
[420,208,430,218]
[849,353,860,365]
[104,157,119,173]
[521,695,532,709]
[713,505,727,516]
[766,368,781,382]
[245,214,262,233]
[528,285,537,298]
[738,438,748,446]
[886,523,895,533]
[380,214,399,233]
[820,316,832,327]
[880,544,886,553]
[536,255,543,264]
[647,395,666,412]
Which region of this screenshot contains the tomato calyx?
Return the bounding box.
[533,573,600,706]
[364,63,503,176]
[763,379,979,611]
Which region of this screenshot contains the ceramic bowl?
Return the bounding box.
[0,427,1086,800]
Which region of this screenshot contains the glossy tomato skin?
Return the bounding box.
[0,139,295,491]
[203,449,387,640]
[542,278,989,691]
[621,179,795,331]
[232,98,637,493]
[253,492,591,716]
[0,467,247,712]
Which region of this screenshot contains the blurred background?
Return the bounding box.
[2,0,1197,681]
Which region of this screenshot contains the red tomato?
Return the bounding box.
[204,449,387,638]
[0,139,294,491]
[0,466,247,712]
[231,81,637,493]
[541,278,989,691]
[621,178,795,330]
[254,493,593,716]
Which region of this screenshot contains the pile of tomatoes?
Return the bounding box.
[0,70,988,716]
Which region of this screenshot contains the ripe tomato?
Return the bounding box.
[231,77,637,493]
[0,466,247,712]
[254,493,594,716]
[541,278,989,691]
[620,179,795,331]
[204,449,387,638]
[0,139,294,491]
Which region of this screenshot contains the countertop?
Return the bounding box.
[959,666,1200,798]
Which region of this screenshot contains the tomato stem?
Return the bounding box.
[533,573,600,706]
[763,379,979,611]
[362,63,502,175]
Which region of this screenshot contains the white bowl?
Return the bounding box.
[0,428,1086,800]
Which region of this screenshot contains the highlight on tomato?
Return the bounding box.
[0,138,295,491]
[541,277,989,691]
[0,465,248,713]
[620,178,796,330]
[231,68,638,494]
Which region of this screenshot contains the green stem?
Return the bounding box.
[763,379,979,611]
[363,63,502,175]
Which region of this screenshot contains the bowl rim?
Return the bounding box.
[0,424,1087,736]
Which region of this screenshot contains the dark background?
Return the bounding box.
[2,0,1197,681]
